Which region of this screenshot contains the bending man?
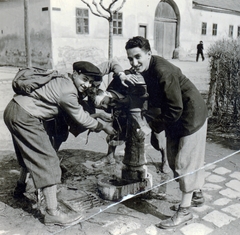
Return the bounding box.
[121,36,208,229]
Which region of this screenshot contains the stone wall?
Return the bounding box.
[0,30,52,68]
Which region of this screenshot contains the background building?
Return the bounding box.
[0,0,240,70]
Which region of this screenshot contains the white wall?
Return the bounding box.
[0,0,51,67]
[51,0,161,70]
[177,0,240,58]
[190,9,240,51]
[0,0,24,36]
[1,0,240,67]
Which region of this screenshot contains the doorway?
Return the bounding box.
[139,24,147,38]
[154,0,180,59]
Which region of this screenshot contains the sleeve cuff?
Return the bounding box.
[94,122,103,132]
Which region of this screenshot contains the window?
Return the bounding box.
[212,23,217,36]
[238,26,240,37]
[229,25,233,37]
[76,8,89,34]
[201,22,207,35]
[113,12,122,35]
[139,25,147,38]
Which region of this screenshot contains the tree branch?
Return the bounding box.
[114,0,126,12]
[108,0,118,11]
[92,0,109,18]
[81,0,108,19]
[99,0,108,12]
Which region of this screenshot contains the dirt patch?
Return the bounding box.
[0,147,176,233]
[1,134,240,234]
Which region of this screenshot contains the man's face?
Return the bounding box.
[72,72,95,93]
[87,81,101,97]
[126,47,151,73]
[94,92,111,110]
[99,96,111,110]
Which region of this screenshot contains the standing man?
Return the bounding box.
[121,36,208,229]
[4,61,117,226]
[196,40,205,62]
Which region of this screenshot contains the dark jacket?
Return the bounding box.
[197,43,204,52]
[141,55,208,138]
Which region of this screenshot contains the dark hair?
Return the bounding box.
[125,36,151,52]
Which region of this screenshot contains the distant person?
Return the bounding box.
[196,41,205,62]
[122,36,208,229]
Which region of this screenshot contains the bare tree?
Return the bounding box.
[80,0,126,60]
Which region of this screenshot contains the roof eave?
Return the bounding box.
[193,2,240,16]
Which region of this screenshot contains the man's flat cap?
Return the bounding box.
[73,61,102,80]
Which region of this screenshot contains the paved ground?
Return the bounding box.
[0,59,240,235]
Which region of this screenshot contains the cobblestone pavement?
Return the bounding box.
[0,60,240,235]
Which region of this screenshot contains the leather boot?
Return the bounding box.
[191,190,205,207]
[156,207,193,229]
[44,208,84,226]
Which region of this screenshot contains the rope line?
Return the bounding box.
[53,149,240,234]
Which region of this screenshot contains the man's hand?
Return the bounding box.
[102,123,117,135]
[119,72,139,87]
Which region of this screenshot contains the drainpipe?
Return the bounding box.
[24,0,31,67]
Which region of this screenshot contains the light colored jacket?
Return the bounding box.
[13,59,123,131]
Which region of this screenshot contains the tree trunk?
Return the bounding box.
[24,0,31,67]
[108,20,113,60]
[107,19,113,85]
